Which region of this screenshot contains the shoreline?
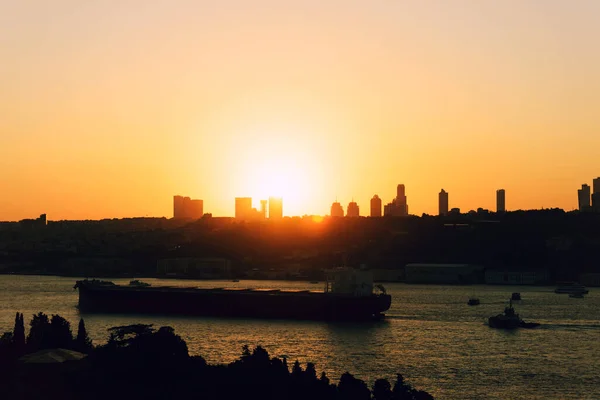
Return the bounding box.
[0,271,576,287]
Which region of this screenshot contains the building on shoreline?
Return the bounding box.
[484,268,549,285]
[404,264,484,284]
[578,185,591,211]
[269,197,283,220]
[496,189,506,213]
[347,201,359,217]
[330,201,344,217]
[384,184,409,217]
[173,196,203,219]
[439,189,448,216]
[370,195,382,217]
[157,257,231,279]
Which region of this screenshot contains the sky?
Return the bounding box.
[1,0,599,220]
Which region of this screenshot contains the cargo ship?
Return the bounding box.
[74,268,392,321]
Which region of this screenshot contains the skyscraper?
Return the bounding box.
[260,200,268,219]
[173,195,185,219]
[439,189,449,216]
[578,184,591,211]
[235,197,253,220]
[330,201,344,217]
[347,201,359,217]
[592,178,600,211]
[370,195,382,217]
[396,184,408,214]
[188,199,204,219]
[496,189,506,213]
[268,197,283,220]
[174,195,204,219]
[182,196,191,218]
[384,184,409,216]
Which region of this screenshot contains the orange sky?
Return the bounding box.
[1,1,599,220]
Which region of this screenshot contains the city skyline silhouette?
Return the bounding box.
[2,1,599,220]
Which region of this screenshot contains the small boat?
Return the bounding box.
[231,279,240,282]
[129,280,151,287]
[555,282,588,295]
[468,298,480,306]
[488,299,539,329]
[569,293,585,298]
[511,292,521,301]
[310,281,319,284]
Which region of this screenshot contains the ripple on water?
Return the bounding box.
[0,276,599,400]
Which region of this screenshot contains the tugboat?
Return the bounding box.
[511,292,521,301]
[468,297,480,306]
[488,299,539,329]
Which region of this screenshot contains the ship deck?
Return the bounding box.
[84,285,355,297]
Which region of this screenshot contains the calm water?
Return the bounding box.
[1,275,598,400]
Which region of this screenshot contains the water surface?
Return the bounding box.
[1,275,598,399]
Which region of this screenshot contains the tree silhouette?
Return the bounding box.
[282,356,289,372]
[75,318,93,353]
[49,314,74,349]
[106,324,154,347]
[338,372,371,400]
[305,362,317,381]
[292,360,303,377]
[319,371,330,386]
[0,332,14,355]
[373,378,393,400]
[12,312,25,355]
[26,312,51,352]
[6,318,439,400]
[392,374,414,399]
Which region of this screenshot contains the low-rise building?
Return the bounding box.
[157,257,231,279]
[579,273,600,287]
[371,268,404,282]
[484,268,550,285]
[404,263,484,284]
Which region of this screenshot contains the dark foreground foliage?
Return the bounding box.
[0,313,434,400]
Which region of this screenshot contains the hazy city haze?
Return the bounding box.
[2,1,599,220]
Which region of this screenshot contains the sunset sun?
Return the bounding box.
[248,156,311,214]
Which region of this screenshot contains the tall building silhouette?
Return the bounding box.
[347,201,359,217]
[396,184,408,214]
[496,189,506,213]
[578,184,591,211]
[370,195,382,217]
[439,189,449,216]
[592,177,600,212]
[269,197,283,220]
[384,184,408,216]
[188,199,203,219]
[235,197,253,220]
[330,201,344,217]
[173,195,185,219]
[174,195,203,219]
[260,200,268,219]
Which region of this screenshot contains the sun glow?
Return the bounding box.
[247,156,312,216]
[231,122,324,216]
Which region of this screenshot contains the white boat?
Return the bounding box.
[555,282,588,295]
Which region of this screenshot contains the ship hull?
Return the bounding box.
[76,284,392,321]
